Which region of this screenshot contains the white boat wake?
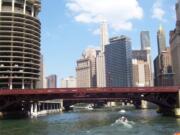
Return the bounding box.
[119,109,126,114]
[111,116,135,128]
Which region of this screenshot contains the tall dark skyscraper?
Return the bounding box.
[105,36,132,87]
[0,0,41,89]
[157,25,166,54]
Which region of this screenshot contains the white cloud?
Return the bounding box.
[92,28,100,35]
[66,0,143,31]
[152,0,165,21]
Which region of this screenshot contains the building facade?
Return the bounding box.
[105,36,133,87]
[132,50,151,87]
[157,26,166,54]
[0,0,41,89]
[140,31,153,86]
[36,55,44,88]
[46,75,57,88]
[155,24,174,86]
[76,48,99,87]
[96,53,107,87]
[141,31,151,50]
[96,21,109,87]
[61,76,76,88]
[154,48,174,86]
[170,0,180,85]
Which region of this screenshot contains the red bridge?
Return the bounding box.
[0,86,180,117]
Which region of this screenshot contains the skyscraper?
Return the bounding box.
[61,76,76,88]
[76,48,99,87]
[157,25,166,54]
[140,31,153,86]
[46,75,57,88]
[154,48,174,86]
[96,21,109,87]
[170,0,180,85]
[100,21,109,52]
[132,50,151,87]
[105,36,133,87]
[0,0,41,89]
[141,31,151,50]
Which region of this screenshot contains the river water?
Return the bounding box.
[0,108,180,135]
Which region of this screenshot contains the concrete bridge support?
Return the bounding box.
[30,103,38,117]
[175,90,180,117]
[30,100,63,117]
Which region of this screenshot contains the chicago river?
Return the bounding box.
[0,108,179,135]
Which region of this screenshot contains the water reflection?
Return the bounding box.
[176,118,180,126]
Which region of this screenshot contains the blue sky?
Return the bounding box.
[39,0,176,86]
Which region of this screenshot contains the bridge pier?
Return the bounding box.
[30,103,38,117]
[175,90,180,117]
[29,100,63,117]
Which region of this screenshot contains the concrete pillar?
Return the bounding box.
[175,90,180,117]
[0,0,2,12]
[9,83,12,90]
[23,0,26,14]
[141,100,148,109]
[34,103,37,115]
[60,99,63,108]
[22,80,25,89]
[30,104,33,115]
[12,0,15,12]
[31,5,34,17]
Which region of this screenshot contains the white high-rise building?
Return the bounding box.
[61,76,76,88]
[96,53,106,87]
[100,21,109,52]
[96,21,109,87]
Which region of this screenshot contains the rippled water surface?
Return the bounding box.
[0,109,180,135]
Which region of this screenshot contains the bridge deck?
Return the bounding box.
[0,87,179,96]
